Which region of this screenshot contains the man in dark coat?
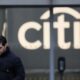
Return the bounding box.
[0,35,25,80]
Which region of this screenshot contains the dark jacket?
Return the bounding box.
[0,47,25,80]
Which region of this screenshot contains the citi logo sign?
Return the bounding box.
[18,7,80,50]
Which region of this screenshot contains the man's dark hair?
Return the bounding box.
[0,35,7,46]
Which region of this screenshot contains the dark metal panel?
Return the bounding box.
[7,8,50,70]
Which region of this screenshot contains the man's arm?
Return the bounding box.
[13,57,25,80]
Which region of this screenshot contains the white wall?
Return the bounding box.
[0,0,80,5]
[53,0,80,4]
[0,0,50,5]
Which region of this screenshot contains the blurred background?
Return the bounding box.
[0,0,80,80]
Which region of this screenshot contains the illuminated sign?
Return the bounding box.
[18,7,80,50]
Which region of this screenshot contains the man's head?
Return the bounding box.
[0,35,7,55]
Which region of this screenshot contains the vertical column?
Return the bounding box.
[0,9,5,35]
[50,6,54,80]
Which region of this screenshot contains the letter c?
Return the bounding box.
[18,21,42,50]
